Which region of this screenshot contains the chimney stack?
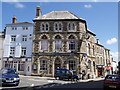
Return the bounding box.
[12,16,17,23]
[36,6,41,18]
[97,39,99,44]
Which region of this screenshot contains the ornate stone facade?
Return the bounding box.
[32,6,112,79]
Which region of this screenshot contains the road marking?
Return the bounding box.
[31,84,34,87]
[47,80,53,83]
[28,79,47,82]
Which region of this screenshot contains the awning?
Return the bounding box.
[105,66,112,70]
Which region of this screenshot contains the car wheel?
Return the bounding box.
[59,77,63,80]
[15,83,19,86]
[103,86,108,90]
[55,77,59,80]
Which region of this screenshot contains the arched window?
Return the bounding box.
[68,22,76,31]
[88,60,91,69]
[54,22,63,31]
[40,60,47,70]
[88,43,91,55]
[68,35,75,50]
[55,35,62,51]
[100,57,103,65]
[40,35,48,51]
[46,23,49,31]
[41,23,49,31]
[97,57,99,64]
[68,60,76,70]
[41,24,45,31]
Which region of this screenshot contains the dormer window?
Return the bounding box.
[67,22,76,31]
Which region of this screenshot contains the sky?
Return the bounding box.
[0,1,119,62]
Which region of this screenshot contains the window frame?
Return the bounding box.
[68,60,76,70]
[69,40,75,51]
[11,35,16,42]
[10,47,15,56]
[22,35,27,42]
[21,47,27,56]
[54,22,63,31]
[67,22,76,31]
[40,60,47,70]
[40,40,48,51]
[41,23,49,31]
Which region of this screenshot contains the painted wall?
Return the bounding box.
[0,32,4,69]
[3,24,33,58]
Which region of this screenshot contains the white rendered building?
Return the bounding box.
[0,32,4,70]
[3,16,33,75]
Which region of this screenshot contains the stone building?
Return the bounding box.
[32,6,112,78]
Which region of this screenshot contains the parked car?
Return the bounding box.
[103,74,120,89]
[1,68,20,86]
[54,68,79,81]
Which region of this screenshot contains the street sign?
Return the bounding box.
[83,53,87,57]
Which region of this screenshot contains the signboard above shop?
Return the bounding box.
[96,65,104,68]
[105,66,112,70]
[33,53,76,56]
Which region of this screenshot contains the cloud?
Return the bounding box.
[15,2,24,8]
[2,0,25,8]
[106,38,117,45]
[84,4,92,8]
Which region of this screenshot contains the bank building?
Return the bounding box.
[32,6,112,79]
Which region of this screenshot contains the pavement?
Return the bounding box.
[1,75,104,89]
[19,75,104,82]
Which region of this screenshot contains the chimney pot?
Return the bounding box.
[36,6,41,18]
[12,16,17,23]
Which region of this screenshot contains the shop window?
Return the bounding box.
[68,60,76,70]
[18,62,24,71]
[40,60,47,70]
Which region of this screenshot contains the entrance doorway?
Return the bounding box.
[54,57,61,69]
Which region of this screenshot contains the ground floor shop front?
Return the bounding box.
[32,53,96,79]
[2,57,32,76]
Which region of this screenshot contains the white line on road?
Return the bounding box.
[31,84,34,87]
[47,80,53,83]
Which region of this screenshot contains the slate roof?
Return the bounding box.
[6,22,32,25]
[35,11,81,20]
[87,29,96,36]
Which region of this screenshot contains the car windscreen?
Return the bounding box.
[2,69,16,74]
